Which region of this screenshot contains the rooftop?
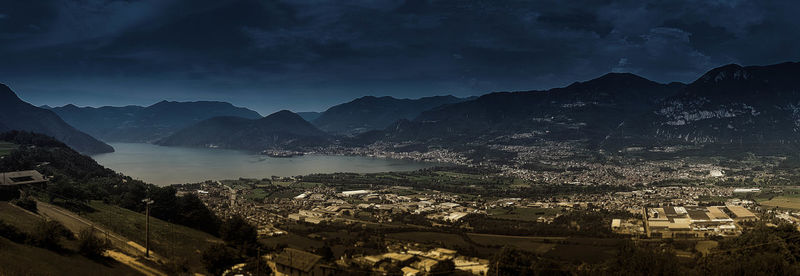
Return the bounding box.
[1,170,46,186]
[273,248,322,272]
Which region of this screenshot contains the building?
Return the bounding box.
[611,219,621,230]
[725,205,758,222]
[401,266,420,276]
[646,206,741,238]
[1,170,47,200]
[733,188,761,193]
[340,190,372,197]
[273,248,335,276]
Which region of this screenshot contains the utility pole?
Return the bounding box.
[142,198,155,258]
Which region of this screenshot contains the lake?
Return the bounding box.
[92,143,440,186]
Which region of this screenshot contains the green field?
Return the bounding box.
[488,207,564,221]
[467,234,558,254]
[386,230,619,263]
[759,196,800,209]
[260,233,323,250]
[81,201,222,273]
[387,231,472,248]
[0,141,16,156]
[245,188,269,201]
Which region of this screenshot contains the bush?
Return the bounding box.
[77,227,110,258]
[29,220,73,251]
[0,219,28,243]
[13,197,37,213]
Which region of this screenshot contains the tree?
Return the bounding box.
[429,259,455,276]
[201,243,240,276]
[316,245,334,261]
[219,215,258,253]
[175,193,220,234]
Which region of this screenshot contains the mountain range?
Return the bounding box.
[370,73,684,147]
[0,84,113,154]
[155,110,329,151]
[615,62,800,147]
[370,62,800,152]
[311,95,471,136]
[4,61,800,155]
[45,101,262,143]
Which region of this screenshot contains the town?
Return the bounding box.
[171,155,800,275]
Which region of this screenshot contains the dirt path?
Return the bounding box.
[105,250,167,276]
[35,201,167,275]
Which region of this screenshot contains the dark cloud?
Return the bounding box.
[0,0,798,113]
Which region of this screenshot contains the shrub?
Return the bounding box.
[77,227,110,258]
[13,197,37,213]
[0,219,28,243]
[29,219,72,251]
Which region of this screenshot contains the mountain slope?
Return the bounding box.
[312,95,470,135]
[47,101,262,142]
[297,112,321,122]
[619,62,800,146]
[374,73,683,145]
[0,84,113,154]
[156,110,329,151]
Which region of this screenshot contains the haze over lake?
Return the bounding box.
[92,143,440,186]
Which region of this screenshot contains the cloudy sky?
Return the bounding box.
[1,0,798,114]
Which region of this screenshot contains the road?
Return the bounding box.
[35,201,166,276]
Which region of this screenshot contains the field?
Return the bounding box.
[387,231,472,248]
[467,233,561,254]
[0,202,140,276]
[759,196,800,209]
[81,201,222,273]
[488,207,564,221]
[0,237,141,276]
[385,231,620,263]
[245,188,269,201]
[0,141,16,156]
[0,202,40,232]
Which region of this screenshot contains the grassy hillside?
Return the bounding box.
[0,202,140,276]
[81,201,222,273]
[0,237,141,276]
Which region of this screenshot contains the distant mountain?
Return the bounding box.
[156,110,329,151]
[618,62,800,147]
[374,73,683,145]
[0,84,114,154]
[47,101,262,142]
[297,111,321,122]
[312,95,471,135]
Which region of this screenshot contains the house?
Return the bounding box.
[273,248,335,276]
[401,266,420,276]
[431,248,457,260]
[1,170,47,200]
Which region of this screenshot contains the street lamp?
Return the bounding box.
[142,198,155,257]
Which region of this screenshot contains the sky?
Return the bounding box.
[1,0,799,114]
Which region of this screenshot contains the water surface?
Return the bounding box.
[92,143,438,186]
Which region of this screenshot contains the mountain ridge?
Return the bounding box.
[46,100,262,143]
[0,84,114,154]
[156,110,329,151]
[312,95,472,136]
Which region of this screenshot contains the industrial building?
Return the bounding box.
[645,205,756,238]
